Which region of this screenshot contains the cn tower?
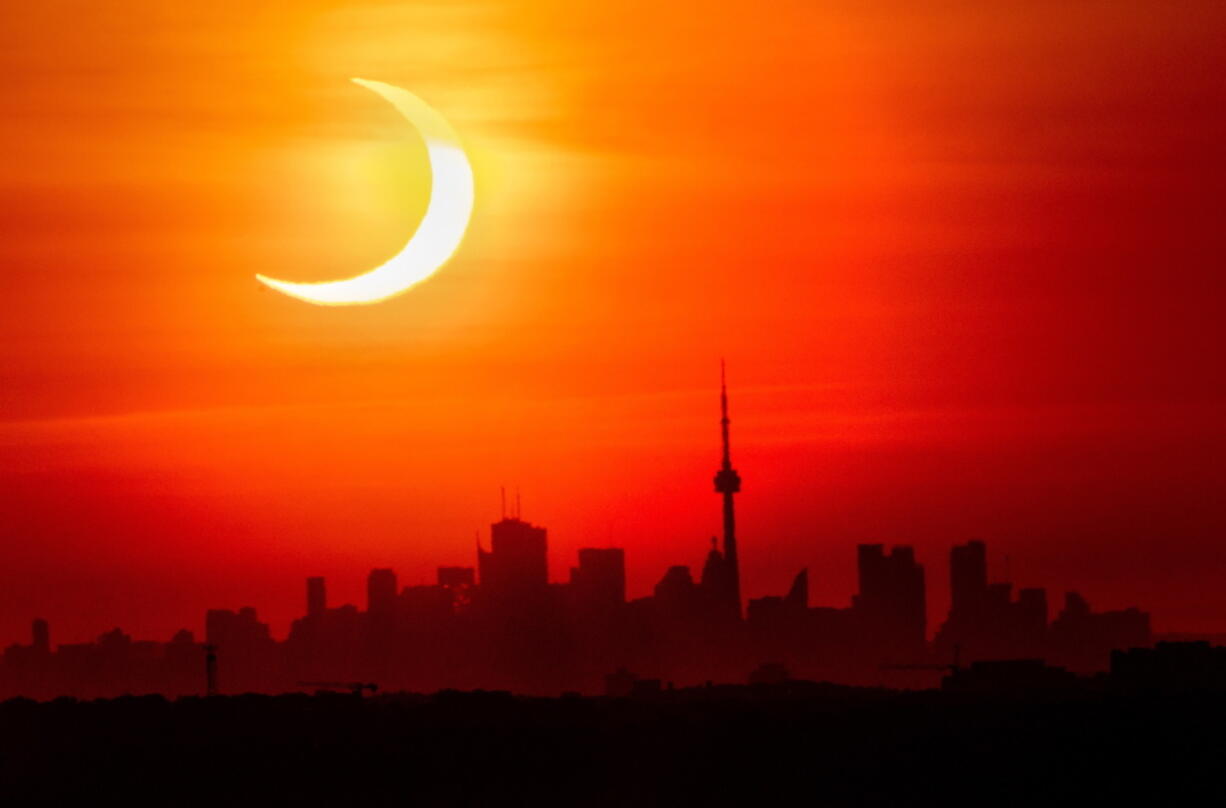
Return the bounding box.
[713,361,743,617]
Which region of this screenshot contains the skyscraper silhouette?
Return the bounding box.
[712,361,743,618]
[478,516,548,601]
[854,544,926,657]
[949,540,987,617]
[570,548,626,611]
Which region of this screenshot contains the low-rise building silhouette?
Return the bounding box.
[0,373,1161,699]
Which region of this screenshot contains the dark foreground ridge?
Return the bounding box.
[2,679,1225,806]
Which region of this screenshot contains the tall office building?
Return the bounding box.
[570,548,626,610]
[949,540,988,618]
[937,541,1055,662]
[854,544,927,654]
[478,517,548,599]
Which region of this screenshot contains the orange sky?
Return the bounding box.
[2,1,1225,643]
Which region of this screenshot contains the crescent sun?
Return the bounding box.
[256,78,475,306]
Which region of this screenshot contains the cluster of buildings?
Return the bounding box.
[1,376,1153,699]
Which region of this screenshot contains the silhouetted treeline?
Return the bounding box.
[2,678,1224,806]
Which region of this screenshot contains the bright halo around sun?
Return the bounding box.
[255,78,475,306]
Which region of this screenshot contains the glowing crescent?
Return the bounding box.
[256,78,475,306]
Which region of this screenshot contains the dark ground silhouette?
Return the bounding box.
[1,681,1223,806]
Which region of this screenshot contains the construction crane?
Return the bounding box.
[298,681,379,697]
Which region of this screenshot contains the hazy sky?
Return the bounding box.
[2,1,1224,643]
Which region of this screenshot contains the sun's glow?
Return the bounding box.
[255,78,475,306]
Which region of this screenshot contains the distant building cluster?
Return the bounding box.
[1,376,1155,699]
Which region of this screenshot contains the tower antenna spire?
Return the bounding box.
[720,358,732,469]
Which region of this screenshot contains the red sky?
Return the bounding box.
[2,1,1225,644]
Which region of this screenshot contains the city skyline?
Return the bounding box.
[2,379,1158,699]
[2,371,1183,649]
[0,518,1156,699]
